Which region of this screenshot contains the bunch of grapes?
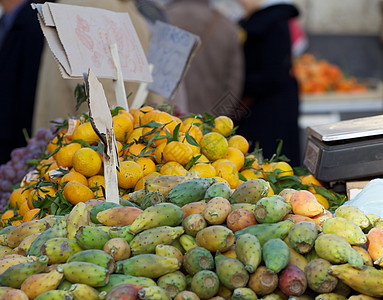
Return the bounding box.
[0,128,53,210]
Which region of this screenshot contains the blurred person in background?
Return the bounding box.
[0,0,44,164]
[165,0,244,116]
[236,0,301,166]
[33,0,165,133]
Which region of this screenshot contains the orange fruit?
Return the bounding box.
[12,220,23,226]
[212,116,234,137]
[117,161,144,189]
[36,159,58,175]
[160,161,185,175]
[22,208,41,223]
[314,193,330,209]
[125,143,153,160]
[180,124,203,143]
[200,132,228,161]
[132,106,154,126]
[163,141,193,166]
[113,114,134,143]
[72,148,102,177]
[60,171,88,186]
[225,147,245,171]
[71,122,99,145]
[228,135,249,154]
[134,172,161,191]
[127,128,144,144]
[88,175,105,198]
[9,188,30,209]
[118,109,134,124]
[55,142,82,168]
[214,160,240,189]
[142,126,169,147]
[300,174,323,187]
[141,110,176,133]
[182,116,204,131]
[136,157,156,176]
[180,134,200,155]
[18,201,30,217]
[28,186,56,209]
[240,168,264,180]
[272,162,294,177]
[161,165,188,176]
[154,142,167,164]
[189,163,216,178]
[1,210,14,223]
[63,181,95,205]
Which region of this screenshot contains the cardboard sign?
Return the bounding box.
[147,21,200,99]
[33,2,152,83]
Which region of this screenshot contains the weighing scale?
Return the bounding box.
[303,114,383,182]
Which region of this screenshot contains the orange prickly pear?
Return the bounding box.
[21,269,64,299]
[96,206,143,227]
[104,237,131,261]
[247,265,278,296]
[0,287,29,299]
[181,202,206,218]
[352,246,373,267]
[367,227,383,266]
[289,190,324,217]
[311,210,334,229]
[196,225,234,252]
[329,263,383,298]
[203,197,231,225]
[6,219,50,248]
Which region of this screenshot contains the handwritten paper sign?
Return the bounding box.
[33,3,152,83]
[147,21,200,99]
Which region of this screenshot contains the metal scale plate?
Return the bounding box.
[303,114,383,182]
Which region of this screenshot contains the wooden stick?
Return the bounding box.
[110,43,129,111]
[103,128,120,204]
[131,64,154,109]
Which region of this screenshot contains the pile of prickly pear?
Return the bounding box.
[0,175,381,300]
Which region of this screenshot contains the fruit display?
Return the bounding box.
[0,180,381,299]
[294,53,368,94]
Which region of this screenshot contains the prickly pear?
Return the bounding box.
[89,202,121,224]
[145,172,198,197]
[235,233,262,273]
[248,265,278,296]
[253,195,291,223]
[96,274,156,293]
[288,221,318,254]
[21,269,63,299]
[335,204,369,229]
[196,225,234,252]
[191,270,220,299]
[231,287,258,300]
[6,219,50,248]
[182,213,207,236]
[70,283,102,300]
[183,246,214,275]
[96,206,143,227]
[108,225,135,243]
[278,264,307,296]
[41,237,82,264]
[204,181,231,200]
[104,237,131,261]
[67,249,115,273]
[226,209,257,232]
[138,286,171,300]
[322,217,367,245]
[66,202,90,240]
[34,290,73,300]
[74,225,111,250]
[140,191,166,210]
[155,244,184,265]
[203,197,231,225]
[229,178,270,204]
[215,254,249,290]
[262,238,290,273]
[157,271,187,298]
[58,261,109,287]
[304,258,338,294]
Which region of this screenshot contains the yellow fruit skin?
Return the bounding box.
[66,202,90,240]
[288,247,308,272]
[0,255,32,274]
[0,287,28,299]
[6,220,50,248]
[21,269,63,299]
[63,181,95,205]
[329,264,383,298]
[70,283,101,300]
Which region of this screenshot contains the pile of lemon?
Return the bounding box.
[2,106,328,225]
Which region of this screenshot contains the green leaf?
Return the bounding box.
[139,120,163,128]
[242,157,256,170]
[74,84,88,111]
[27,159,40,166]
[185,132,199,147]
[71,139,90,148]
[293,166,310,176]
[185,155,202,171]
[110,106,125,117]
[238,173,247,182]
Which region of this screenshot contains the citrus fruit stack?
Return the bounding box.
[0,105,336,225]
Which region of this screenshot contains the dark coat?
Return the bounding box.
[237,4,301,166]
[0,0,44,164]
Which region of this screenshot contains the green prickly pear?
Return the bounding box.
[231,287,258,299]
[0,255,49,288]
[315,234,363,269]
[334,205,369,229]
[314,293,347,300]
[254,195,291,224]
[155,244,184,265]
[129,203,184,234]
[204,181,231,200]
[66,202,90,240]
[157,271,187,298]
[235,220,294,246]
[21,269,63,299]
[58,261,109,287]
[130,226,184,255]
[304,258,338,293]
[288,221,318,254]
[74,225,111,249]
[196,225,234,252]
[182,213,207,236]
[322,217,367,245]
[145,172,198,197]
[97,274,156,293]
[41,237,82,264]
[127,189,146,205]
[183,246,214,275]
[215,255,249,290]
[70,283,102,300]
[166,177,217,206]
[191,270,220,299]
[6,219,50,248]
[229,179,270,204]
[235,233,262,273]
[27,217,67,256]
[116,254,181,278]
[34,290,73,300]
[262,238,290,273]
[140,191,166,210]
[0,245,12,257]
[67,249,115,273]
[58,280,73,291]
[174,290,200,300]
[108,225,135,243]
[138,286,171,300]
[230,203,255,212]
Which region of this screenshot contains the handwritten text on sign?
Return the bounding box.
[41,3,152,82]
[147,21,200,99]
